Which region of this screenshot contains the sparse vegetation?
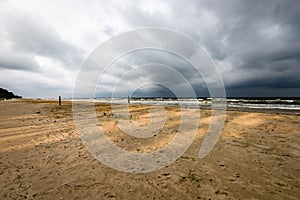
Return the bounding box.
[179,169,201,183]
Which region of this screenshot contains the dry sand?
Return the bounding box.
[0,99,299,199]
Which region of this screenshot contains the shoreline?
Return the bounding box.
[7,98,300,115]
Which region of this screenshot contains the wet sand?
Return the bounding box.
[0,99,299,199]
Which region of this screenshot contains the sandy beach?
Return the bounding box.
[0,99,299,199]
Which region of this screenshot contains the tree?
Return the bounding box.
[0,88,22,99]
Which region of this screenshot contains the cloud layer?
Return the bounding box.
[1,0,299,97]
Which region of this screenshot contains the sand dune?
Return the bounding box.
[0,99,299,199]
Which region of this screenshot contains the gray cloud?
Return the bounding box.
[1,10,84,69]
[0,47,40,71]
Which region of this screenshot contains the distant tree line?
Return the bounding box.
[0,88,22,99]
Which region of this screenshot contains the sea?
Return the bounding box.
[71,97,300,114]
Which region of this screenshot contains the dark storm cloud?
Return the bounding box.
[111,0,300,96]
[204,0,300,93]
[94,47,215,98]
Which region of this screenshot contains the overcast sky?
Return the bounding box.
[0,0,299,98]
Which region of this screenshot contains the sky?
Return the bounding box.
[0,0,300,98]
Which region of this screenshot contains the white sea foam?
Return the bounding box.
[71,98,300,111]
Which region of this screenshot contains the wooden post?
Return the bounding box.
[128,96,130,104]
[59,96,61,106]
